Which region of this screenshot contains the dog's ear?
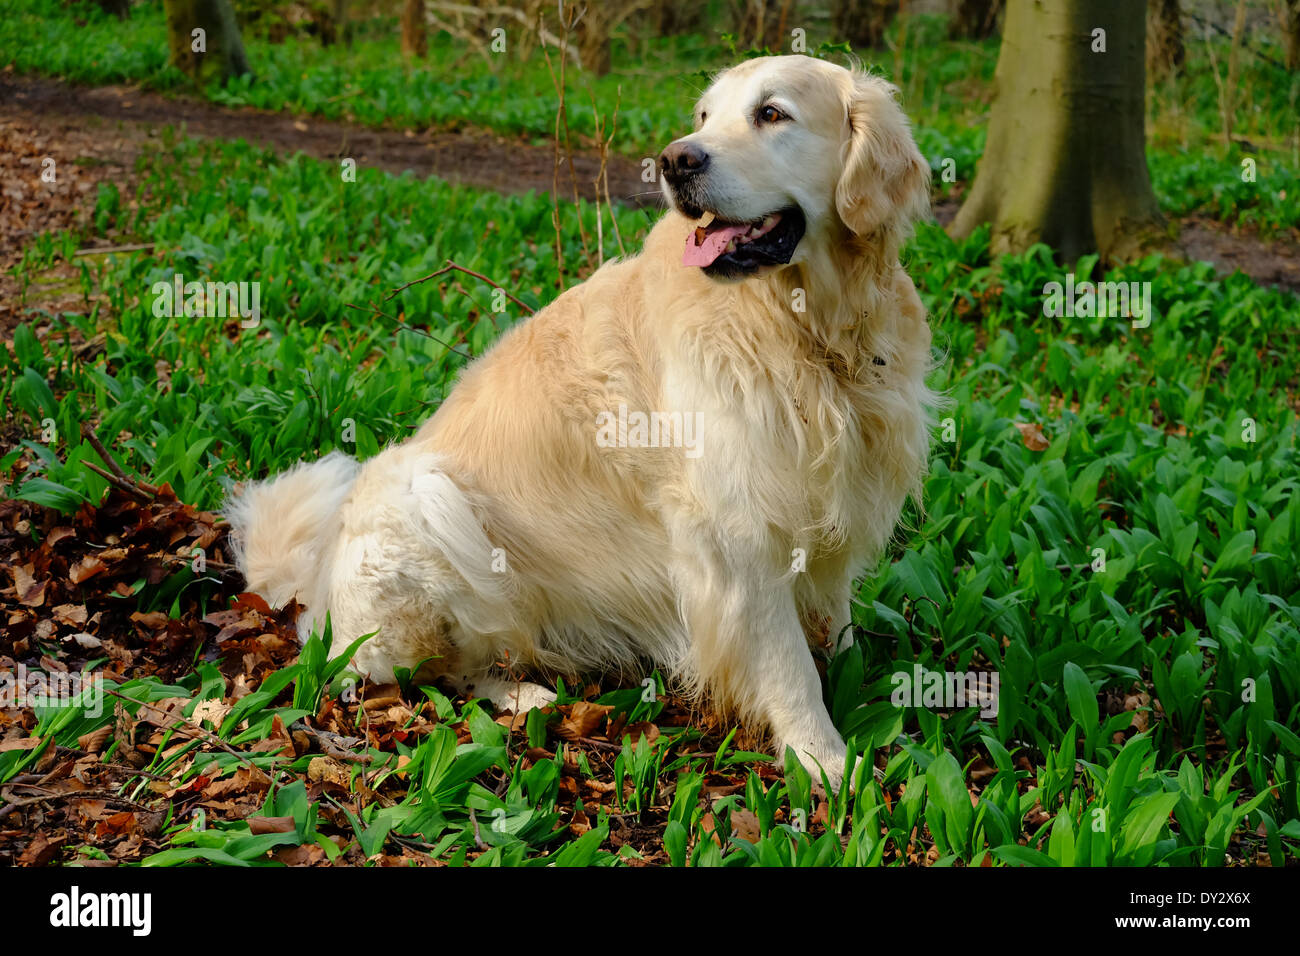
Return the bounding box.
[835,74,931,240]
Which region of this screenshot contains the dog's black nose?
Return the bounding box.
[659,141,709,180]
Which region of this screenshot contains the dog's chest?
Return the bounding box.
[782,358,923,547]
[666,300,928,555]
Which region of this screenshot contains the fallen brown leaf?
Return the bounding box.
[555,701,613,741]
[1014,421,1050,451]
[247,815,296,834]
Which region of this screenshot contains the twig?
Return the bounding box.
[599,86,626,258]
[382,259,535,315]
[539,1,594,284]
[587,83,626,264]
[1185,9,1288,71]
[80,422,131,483]
[81,461,153,502]
[73,243,155,257]
[0,782,156,815]
[360,681,375,797]
[344,302,476,362]
[1219,0,1249,147]
[160,552,240,574]
[425,10,493,65]
[0,760,168,820]
[79,422,159,497]
[428,2,582,66]
[904,595,941,642]
[102,687,272,778]
[468,806,487,849]
[837,622,894,645]
[541,9,568,287]
[289,720,372,764]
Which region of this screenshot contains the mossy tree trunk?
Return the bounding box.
[1146,0,1184,79]
[401,0,427,60]
[330,0,350,48]
[163,0,251,87]
[1281,0,1300,71]
[949,0,1164,262]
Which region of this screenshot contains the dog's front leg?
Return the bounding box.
[673,536,854,788]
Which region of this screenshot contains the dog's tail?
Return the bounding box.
[224,451,360,638]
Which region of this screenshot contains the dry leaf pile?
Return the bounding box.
[0,487,805,866]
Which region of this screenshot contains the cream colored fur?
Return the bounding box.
[226,55,935,788]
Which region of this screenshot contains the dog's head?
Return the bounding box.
[659,55,930,280]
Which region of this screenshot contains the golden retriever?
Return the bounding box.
[227,54,935,787]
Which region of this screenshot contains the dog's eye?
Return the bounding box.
[757,105,787,125]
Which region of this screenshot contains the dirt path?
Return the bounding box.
[0,71,657,209]
[930,198,1300,296]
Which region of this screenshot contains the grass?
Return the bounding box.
[3,125,1299,865]
[2,0,1298,233]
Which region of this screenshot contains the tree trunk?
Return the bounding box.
[949,0,1164,262]
[832,0,899,48]
[1146,0,1184,79]
[163,0,251,87]
[313,2,337,46]
[569,1,653,76]
[334,0,352,49]
[732,0,796,52]
[574,3,612,76]
[1281,0,1300,71]
[401,0,427,60]
[948,0,1002,40]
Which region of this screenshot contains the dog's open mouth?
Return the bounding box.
[682,207,806,277]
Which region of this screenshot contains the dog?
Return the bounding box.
[226,54,935,788]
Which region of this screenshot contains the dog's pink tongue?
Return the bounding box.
[683,222,749,267]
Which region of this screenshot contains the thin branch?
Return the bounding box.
[428,2,582,66]
[1185,9,1289,71]
[80,421,157,494]
[382,259,535,315]
[82,461,153,502]
[598,85,626,258]
[289,720,373,764]
[73,243,155,257]
[344,302,476,362]
[425,10,493,65]
[102,687,273,779]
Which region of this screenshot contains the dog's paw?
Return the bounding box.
[783,743,871,793]
[449,674,557,713]
[491,681,558,714]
